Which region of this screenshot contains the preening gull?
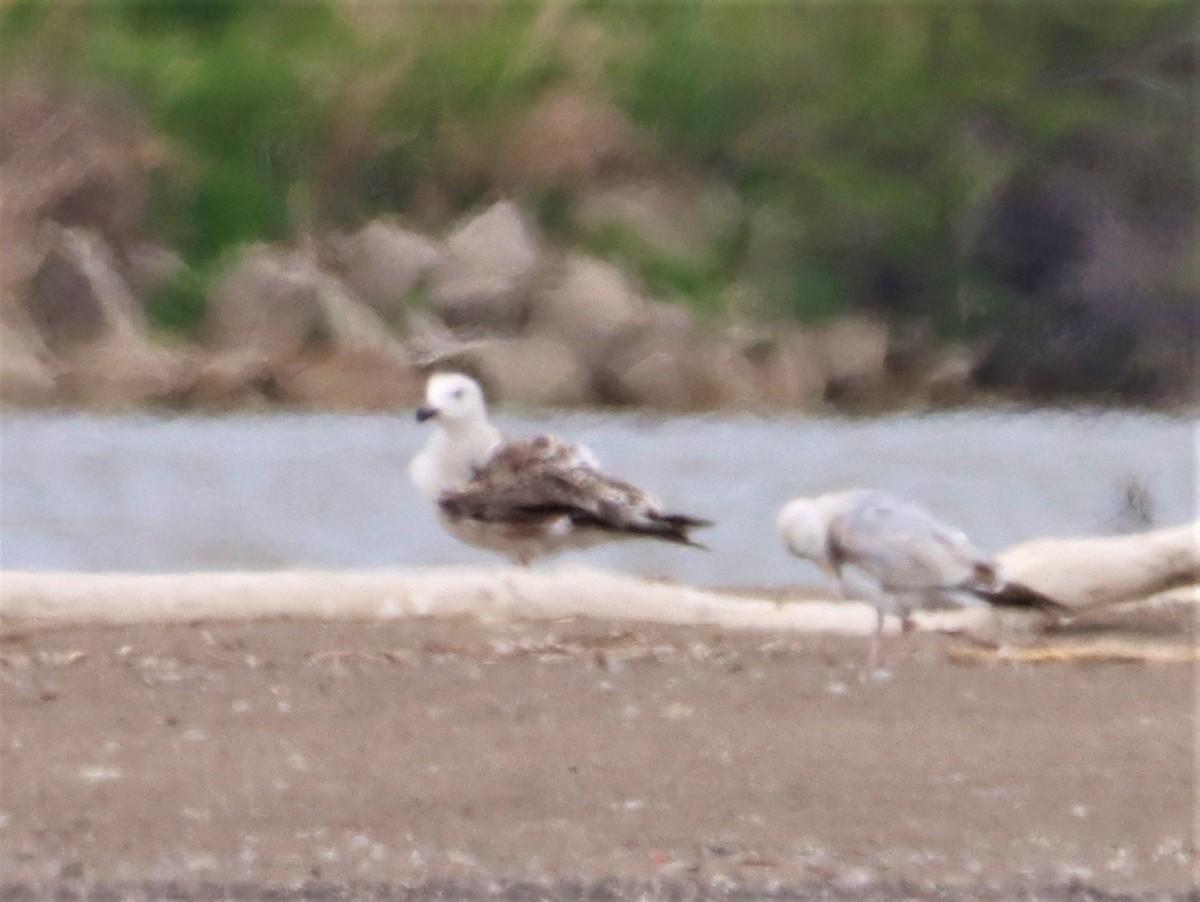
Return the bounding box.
[409,372,712,566]
[777,489,1066,671]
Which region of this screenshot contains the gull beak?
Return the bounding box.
[415,406,438,422]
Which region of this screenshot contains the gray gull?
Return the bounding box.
[777,489,1066,671]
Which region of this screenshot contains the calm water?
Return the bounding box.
[1,409,1194,587]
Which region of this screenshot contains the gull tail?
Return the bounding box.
[971,579,1070,615]
[646,513,715,550]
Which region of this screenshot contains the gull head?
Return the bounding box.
[776,497,832,565]
[416,372,487,426]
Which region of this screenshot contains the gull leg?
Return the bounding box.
[864,607,889,680]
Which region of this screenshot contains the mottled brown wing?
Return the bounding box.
[439,435,711,546]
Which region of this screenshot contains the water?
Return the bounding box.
[1,409,1194,587]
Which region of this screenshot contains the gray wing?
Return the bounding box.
[827,491,989,593]
[438,435,710,546]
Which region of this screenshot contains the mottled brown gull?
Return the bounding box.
[777,489,1066,673]
[409,372,711,566]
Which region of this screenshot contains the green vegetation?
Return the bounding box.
[144,266,211,339]
[2,0,1192,335]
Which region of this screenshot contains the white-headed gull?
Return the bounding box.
[777,489,1065,672]
[409,373,712,566]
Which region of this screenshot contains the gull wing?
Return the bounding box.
[438,435,711,546]
[827,491,985,593]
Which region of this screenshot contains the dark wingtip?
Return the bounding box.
[654,513,714,550]
[976,580,1070,615]
[661,513,715,530]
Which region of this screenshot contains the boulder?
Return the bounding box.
[0,314,58,406]
[463,334,591,408]
[530,253,643,359]
[276,350,424,412]
[176,348,278,411]
[595,301,700,410]
[122,242,186,302]
[56,337,186,409]
[207,245,410,367]
[0,87,155,256]
[920,350,976,406]
[320,220,441,322]
[23,227,145,352]
[206,245,325,358]
[680,339,760,410]
[602,339,693,411]
[312,270,411,364]
[810,315,890,389]
[428,201,542,332]
[751,329,827,410]
[15,226,194,408]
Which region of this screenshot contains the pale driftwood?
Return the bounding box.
[914,523,1198,641]
[1,524,1195,635]
[0,567,880,636]
[997,523,1199,611]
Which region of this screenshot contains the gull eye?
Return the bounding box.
[452,389,465,400]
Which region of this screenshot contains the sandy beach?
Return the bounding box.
[0,605,1195,900]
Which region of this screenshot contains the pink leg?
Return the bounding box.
[865,608,885,674]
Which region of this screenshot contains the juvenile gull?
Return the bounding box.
[409,372,712,566]
[777,489,1066,671]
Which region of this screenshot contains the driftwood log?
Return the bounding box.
[0,524,1194,635]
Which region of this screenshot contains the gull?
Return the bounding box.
[409,372,712,566]
[777,489,1066,672]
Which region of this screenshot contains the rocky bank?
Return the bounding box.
[0,89,1192,413]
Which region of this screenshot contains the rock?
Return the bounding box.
[921,350,976,406]
[56,338,186,409]
[276,350,424,412]
[206,245,325,358]
[751,329,827,410]
[402,310,495,371]
[320,220,441,321]
[24,227,145,352]
[14,226,193,408]
[464,334,591,408]
[810,316,890,388]
[0,314,58,406]
[0,87,156,256]
[681,339,759,410]
[429,201,542,332]
[176,348,278,411]
[501,88,638,189]
[207,245,409,367]
[603,340,693,411]
[312,270,411,364]
[122,242,186,301]
[530,253,643,359]
[595,301,700,410]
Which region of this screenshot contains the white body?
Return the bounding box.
[409,373,650,564]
